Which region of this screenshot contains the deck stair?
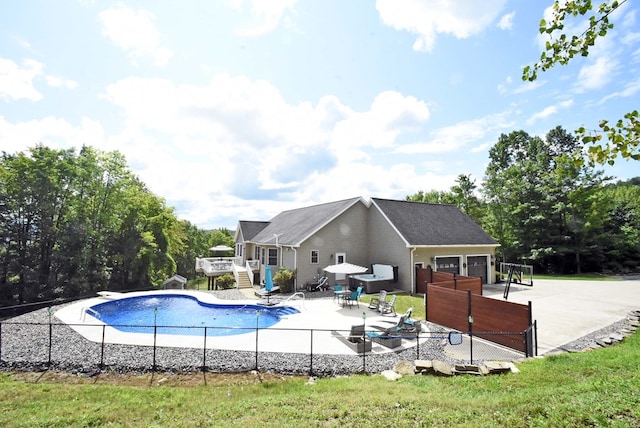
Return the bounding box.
[236,270,253,289]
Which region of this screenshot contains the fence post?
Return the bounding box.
[424,285,428,321]
[202,327,208,372]
[48,307,53,367]
[0,322,3,362]
[255,311,259,371]
[467,290,473,364]
[362,312,367,374]
[152,308,158,372]
[100,325,106,369]
[309,329,313,376]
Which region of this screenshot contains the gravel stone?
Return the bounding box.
[0,289,633,377]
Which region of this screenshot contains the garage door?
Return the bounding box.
[467,256,488,283]
[436,257,460,274]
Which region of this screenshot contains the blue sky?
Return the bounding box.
[1,0,639,229]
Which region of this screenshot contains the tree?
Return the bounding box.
[0,145,191,304]
[450,174,485,224]
[405,189,456,204]
[524,0,639,165]
[483,127,607,273]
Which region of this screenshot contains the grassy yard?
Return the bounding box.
[0,329,638,427]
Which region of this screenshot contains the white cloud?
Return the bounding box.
[99,3,173,67]
[0,115,105,154]
[396,112,513,154]
[101,74,432,215]
[0,58,44,101]
[497,11,515,30]
[597,77,640,105]
[45,75,78,89]
[376,0,507,52]
[232,0,298,37]
[513,80,546,94]
[576,56,617,91]
[527,99,574,125]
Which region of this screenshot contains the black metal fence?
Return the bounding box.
[0,317,529,376]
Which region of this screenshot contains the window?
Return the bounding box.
[261,248,265,264]
[254,246,260,261]
[268,248,278,266]
[310,250,319,264]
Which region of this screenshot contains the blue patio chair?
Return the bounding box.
[333,284,343,302]
[344,286,363,308]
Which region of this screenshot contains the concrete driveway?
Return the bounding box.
[482,278,640,355]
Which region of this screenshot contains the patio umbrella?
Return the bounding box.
[323,262,368,275]
[265,265,274,293]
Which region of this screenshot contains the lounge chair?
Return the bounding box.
[365,329,402,348]
[385,308,421,336]
[378,294,397,316]
[344,286,363,308]
[367,290,387,311]
[334,324,372,353]
[306,276,329,292]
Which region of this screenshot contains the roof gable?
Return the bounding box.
[251,197,364,246]
[371,198,497,246]
[236,221,270,242]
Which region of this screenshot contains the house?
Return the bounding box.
[233,197,499,294]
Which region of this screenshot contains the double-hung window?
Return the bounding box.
[268,248,278,266]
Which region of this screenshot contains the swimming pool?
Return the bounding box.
[89,294,300,337]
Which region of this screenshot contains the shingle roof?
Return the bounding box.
[250,197,363,246]
[371,198,498,246]
[237,221,270,241]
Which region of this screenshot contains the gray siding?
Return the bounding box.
[368,205,412,292]
[297,202,369,288]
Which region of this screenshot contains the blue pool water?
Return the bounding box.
[89,294,299,337]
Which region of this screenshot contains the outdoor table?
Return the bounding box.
[335,290,351,305]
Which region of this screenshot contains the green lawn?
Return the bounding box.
[1,330,638,427]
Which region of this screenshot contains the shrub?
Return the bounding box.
[274,267,295,293]
[216,273,236,289]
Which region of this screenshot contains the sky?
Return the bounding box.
[1,0,639,230]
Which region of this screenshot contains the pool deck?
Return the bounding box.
[54,289,420,356]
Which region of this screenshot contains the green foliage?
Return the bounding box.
[482,127,608,273]
[215,273,236,289]
[406,174,485,225]
[524,0,638,165]
[0,145,194,304]
[273,266,295,293]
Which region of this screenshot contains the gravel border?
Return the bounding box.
[0,289,633,377]
[0,290,456,377]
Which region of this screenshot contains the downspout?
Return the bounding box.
[410,247,416,295]
[292,247,298,290]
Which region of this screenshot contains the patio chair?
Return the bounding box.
[367,290,387,311]
[378,294,397,316]
[344,286,363,308]
[333,284,344,302]
[385,307,421,335]
[306,276,329,292]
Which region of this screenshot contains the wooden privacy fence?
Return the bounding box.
[416,266,483,295]
[424,284,535,356]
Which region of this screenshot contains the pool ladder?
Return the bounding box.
[281,292,306,311]
[81,307,100,322]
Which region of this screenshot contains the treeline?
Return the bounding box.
[408,126,640,275]
[0,145,233,306]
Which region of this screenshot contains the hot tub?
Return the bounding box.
[350,274,390,294]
